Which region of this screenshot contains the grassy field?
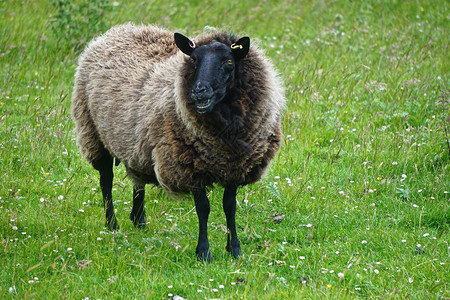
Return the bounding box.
[1,0,448,298]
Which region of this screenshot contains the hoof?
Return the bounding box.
[106,217,119,231]
[196,247,212,262]
[226,240,242,259]
[130,212,146,229]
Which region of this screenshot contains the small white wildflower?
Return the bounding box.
[338,272,344,278]
[418,189,422,193]
[91,188,96,191]
[416,243,421,247]
[167,285,173,289]
[12,226,18,230]
[230,282,236,285]
[97,237,102,241]
[290,265,295,269]
[335,251,339,254]
[408,278,413,283]
[361,240,367,244]
[274,176,280,179]
[209,278,214,282]
[168,294,173,298]
[339,191,345,195]
[39,198,45,203]
[311,196,316,200]
[423,233,430,237]
[8,286,16,293]
[67,247,72,251]
[79,209,85,213]
[219,284,224,289]
[58,195,64,200]
[306,224,312,228]
[197,289,202,293]
[401,239,407,243]
[412,204,419,208]
[392,161,398,165]
[212,288,219,292]
[374,269,379,274]
[299,256,305,260]
[430,196,435,200]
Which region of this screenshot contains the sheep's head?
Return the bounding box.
[175,33,250,114]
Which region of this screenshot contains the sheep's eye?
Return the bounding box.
[226,59,233,65]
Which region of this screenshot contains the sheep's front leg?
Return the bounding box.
[223,185,241,258]
[193,188,212,261]
[93,153,118,231]
[130,184,146,229]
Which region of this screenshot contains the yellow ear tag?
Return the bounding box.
[231,43,243,50]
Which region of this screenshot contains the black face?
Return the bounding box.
[174,33,250,114]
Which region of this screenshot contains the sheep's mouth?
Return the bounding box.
[195,99,213,114]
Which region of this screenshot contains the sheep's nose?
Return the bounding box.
[191,82,212,100]
[192,82,208,94]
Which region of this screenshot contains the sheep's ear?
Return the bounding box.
[174,33,196,56]
[231,37,250,60]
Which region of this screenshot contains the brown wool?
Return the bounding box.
[71,24,286,194]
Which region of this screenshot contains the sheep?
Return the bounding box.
[71,24,285,260]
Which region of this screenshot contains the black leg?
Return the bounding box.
[223,185,241,258]
[92,153,118,231]
[193,188,211,261]
[130,184,146,228]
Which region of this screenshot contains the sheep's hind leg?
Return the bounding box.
[92,153,118,231]
[223,185,241,258]
[193,188,212,262]
[130,184,146,229]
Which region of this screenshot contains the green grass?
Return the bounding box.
[1,0,448,298]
